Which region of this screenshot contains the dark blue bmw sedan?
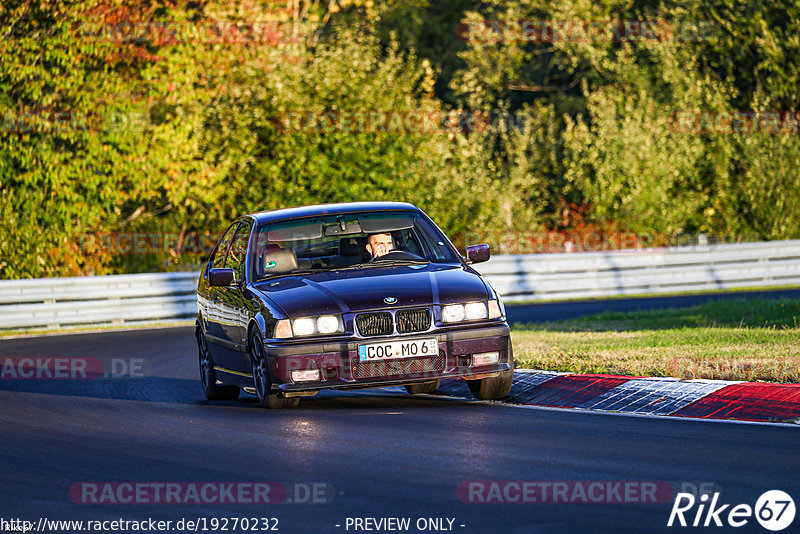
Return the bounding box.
[196,202,513,408]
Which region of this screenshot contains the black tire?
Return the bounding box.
[250,330,300,409]
[404,380,440,395]
[197,327,240,401]
[467,347,515,400]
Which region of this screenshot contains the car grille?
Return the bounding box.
[356,312,393,337]
[356,307,432,336]
[351,353,445,380]
[396,308,431,333]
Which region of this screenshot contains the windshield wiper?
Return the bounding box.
[256,269,323,281]
[372,258,429,265]
[338,259,429,270]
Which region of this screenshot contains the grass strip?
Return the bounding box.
[511,297,800,382]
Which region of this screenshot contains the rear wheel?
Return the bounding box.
[467,347,514,400]
[197,327,239,401]
[250,330,300,409]
[404,380,440,395]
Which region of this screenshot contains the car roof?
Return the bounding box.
[247,201,423,225]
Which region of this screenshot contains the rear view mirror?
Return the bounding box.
[324,221,363,236]
[465,244,490,264]
[209,268,235,287]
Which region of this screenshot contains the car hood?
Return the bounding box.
[251,263,489,317]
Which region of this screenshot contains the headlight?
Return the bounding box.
[292,317,316,336]
[441,304,466,323]
[316,315,341,334]
[274,315,344,338]
[464,302,488,320]
[441,301,501,323]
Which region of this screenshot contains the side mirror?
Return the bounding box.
[465,243,490,264]
[208,268,236,287]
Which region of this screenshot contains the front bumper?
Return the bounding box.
[264,323,511,394]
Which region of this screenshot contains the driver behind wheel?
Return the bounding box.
[365,232,394,260]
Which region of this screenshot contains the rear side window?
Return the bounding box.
[225,221,252,280]
[211,223,239,269]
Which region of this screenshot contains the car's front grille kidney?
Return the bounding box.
[356,312,393,336]
[352,353,445,380]
[395,308,431,333]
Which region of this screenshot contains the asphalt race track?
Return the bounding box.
[1,291,799,534]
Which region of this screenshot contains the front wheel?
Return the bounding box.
[197,327,239,401]
[250,330,300,409]
[467,348,514,400]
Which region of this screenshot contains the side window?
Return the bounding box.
[412,219,455,261]
[211,223,239,269]
[398,229,423,257]
[225,220,252,281]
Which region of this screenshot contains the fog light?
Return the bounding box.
[291,369,321,382]
[472,352,500,367]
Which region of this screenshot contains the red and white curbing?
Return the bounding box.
[437,370,800,424]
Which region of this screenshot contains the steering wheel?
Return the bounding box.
[375,250,426,261]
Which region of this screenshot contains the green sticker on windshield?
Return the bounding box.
[264,260,277,269]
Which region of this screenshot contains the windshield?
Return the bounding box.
[251,211,460,280]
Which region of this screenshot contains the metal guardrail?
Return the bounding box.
[476,240,800,302]
[0,240,798,330]
[0,272,199,330]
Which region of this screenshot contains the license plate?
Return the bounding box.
[358,338,438,362]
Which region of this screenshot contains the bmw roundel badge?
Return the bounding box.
[383,296,397,304]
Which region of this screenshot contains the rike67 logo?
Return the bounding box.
[668,490,795,531]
